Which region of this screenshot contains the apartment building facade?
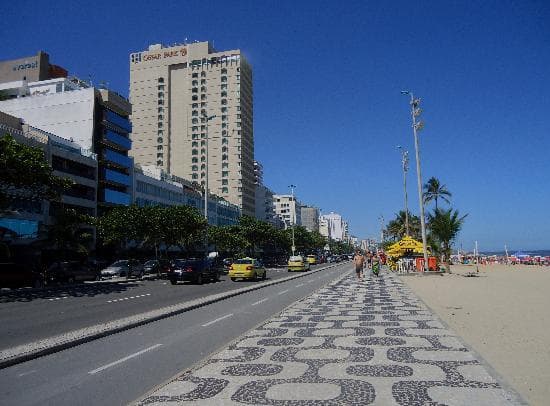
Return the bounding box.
[300,206,320,232]
[273,194,302,228]
[129,41,255,216]
[0,77,133,213]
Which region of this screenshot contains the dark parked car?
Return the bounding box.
[222,258,234,274]
[168,258,221,285]
[143,259,171,278]
[46,261,101,284]
[0,262,45,289]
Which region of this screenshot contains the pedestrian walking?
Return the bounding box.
[353,250,365,281]
[372,254,380,277]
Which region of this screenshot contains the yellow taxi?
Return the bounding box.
[228,258,266,281]
[288,255,311,272]
[306,255,317,265]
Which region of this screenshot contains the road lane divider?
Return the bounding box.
[107,293,151,303]
[278,289,289,295]
[88,344,162,375]
[251,298,268,306]
[202,313,234,327]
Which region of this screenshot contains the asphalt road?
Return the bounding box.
[0,264,335,350]
[0,262,353,406]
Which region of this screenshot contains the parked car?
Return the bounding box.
[127,260,145,279]
[228,258,266,281]
[168,258,220,285]
[288,255,310,272]
[0,262,45,289]
[143,259,171,278]
[306,255,317,265]
[100,260,142,279]
[46,261,100,284]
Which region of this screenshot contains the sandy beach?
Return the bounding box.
[400,264,550,406]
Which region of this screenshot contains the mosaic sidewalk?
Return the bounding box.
[138,270,524,405]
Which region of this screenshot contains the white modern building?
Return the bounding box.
[320,212,348,241]
[0,76,134,214]
[273,194,301,228]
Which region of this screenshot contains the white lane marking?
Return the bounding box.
[306,279,315,284]
[202,313,234,327]
[107,293,151,303]
[88,344,162,375]
[17,370,37,377]
[48,296,69,301]
[278,289,289,295]
[251,298,268,306]
[295,283,304,287]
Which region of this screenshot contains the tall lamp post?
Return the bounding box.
[289,184,296,255]
[378,215,384,251]
[202,113,217,223]
[397,145,410,236]
[401,91,429,272]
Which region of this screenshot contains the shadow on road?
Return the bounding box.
[0,281,145,303]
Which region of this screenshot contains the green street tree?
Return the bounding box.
[208,225,249,258]
[96,205,148,252]
[423,177,452,210]
[162,205,207,253]
[47,207,94,259]
[0,134,72,209]
[427,208,467,273]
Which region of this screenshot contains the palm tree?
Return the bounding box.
[423,177,452,210]
[385,211,421,241]
[427,208,467,273]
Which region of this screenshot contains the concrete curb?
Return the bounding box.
[0,263,344,369]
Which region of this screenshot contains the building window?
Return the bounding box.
[221,91,227,97]
[221,99,227,105]
[201,79,206,85]
[201,133,206,139]
[192,173,198,180]
[221,68,227,74]
[222,154,228,161]
[158,122,163,128]
[157,145,163,151]
[201,156,206,162]
[158,115,163,120]
[222,171,229,177]
[222,146,228,152]
[192,118,198,124]
[158,107,164,113]
[157,153,163,158]
[222,162,229,168]
[200,148,206,154]
[222,187,228,193]
[158,92,164,98]
[158,77,164,83]
[192,157,198,163]
[192,80,198,86]
[158,130,163,135]
[192,165,198,171]
[158,99,164,105]
[192,87,198,93]
[158,85,165,90]
[192,111,198,116]
[221,115,227,121]
[157,137,163,143]
[221,107,227,113]
[201,172,205,178]
[201,94,206,100]
[192,95,198,101]
[192,141,198,147]
[157,160,163,166]
[222,138,228,144]
[201,102,207,107]
[192,73,198,78]
[200,86,206,92]
[221,76,227,82]
[201,71,206,77]
[221,123,227,128]
[192,103,198,108]
[221,84,227,90]
[222,179,228,185]
[222,130,227,136]
[200,140,206,146]
[192,149,198,155]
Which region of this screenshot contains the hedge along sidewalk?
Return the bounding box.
[0,263,342,369]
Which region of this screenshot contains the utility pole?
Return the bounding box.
[401,91,429,272]
[289,184,296,255]
[397,146,410,236]
[378,215,384,251]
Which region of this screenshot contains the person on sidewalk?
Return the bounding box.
[353,250,365,280]
[372,254,380,277]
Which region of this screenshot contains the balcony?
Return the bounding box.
[104,149,132,169]
[104,169,131,187]
[104,130,131,151]
[103,188,131,206]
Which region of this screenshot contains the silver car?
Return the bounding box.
[100,260,130,278]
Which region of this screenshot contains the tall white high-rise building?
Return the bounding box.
[320,212,347,241]
[273,195,302,228]
[129,41,254,216]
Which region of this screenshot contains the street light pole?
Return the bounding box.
[203,114,217,223]
[378,215,384,250]
[401,91,429,272]
[397,146,410,236]
[289,184,296,255]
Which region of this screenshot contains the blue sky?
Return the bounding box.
[1,0,549,251]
